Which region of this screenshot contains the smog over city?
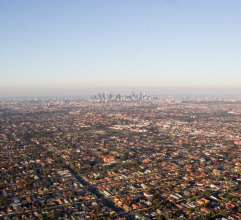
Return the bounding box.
[1,1,241,220]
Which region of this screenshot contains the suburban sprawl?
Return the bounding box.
[1,94,241,220]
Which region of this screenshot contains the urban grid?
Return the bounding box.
[1,93,241,220]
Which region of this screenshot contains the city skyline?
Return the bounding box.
[1,1,241,98]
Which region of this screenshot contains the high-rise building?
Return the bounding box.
[106,91,110,99]
[139,92,142,100]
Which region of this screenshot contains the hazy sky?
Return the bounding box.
[1,0,241,97]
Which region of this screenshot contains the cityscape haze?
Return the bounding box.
[1,1,241,98]
[2,1,241,220]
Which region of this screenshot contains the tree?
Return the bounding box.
[47,211,57,219]
[204,190,212,197]
[166,212,172,219]
[38,214,44,220]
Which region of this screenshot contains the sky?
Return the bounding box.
[1,0,241,98]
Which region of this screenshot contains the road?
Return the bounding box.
[68,168,135,219]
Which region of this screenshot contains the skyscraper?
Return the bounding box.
[105,91,110,99]
[139,92,142,100]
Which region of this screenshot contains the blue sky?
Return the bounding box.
[1,0,241,97]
